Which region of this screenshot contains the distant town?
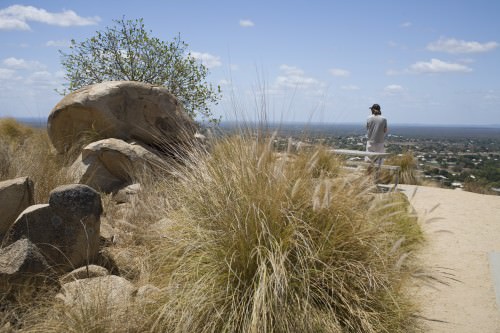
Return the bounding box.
[220,122,500,195]
[17,119,500,194]
[336,131,500,193]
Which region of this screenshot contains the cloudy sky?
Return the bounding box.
[0,0,499,125]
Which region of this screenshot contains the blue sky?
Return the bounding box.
[0,0,499,125]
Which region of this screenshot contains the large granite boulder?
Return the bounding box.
[5,184,102,272]
[47,81,197,153]
[69,138,166,193]
[0,177,34,238]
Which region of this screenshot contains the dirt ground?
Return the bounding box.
[399,185,500,333]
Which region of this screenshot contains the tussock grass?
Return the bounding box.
[384,151,420,185]
[0,118,72,203]
[147,133,423,333]
[0,118,34,144]
[463,179,497,195]
[21,288,150,333]
[2,118,423,332]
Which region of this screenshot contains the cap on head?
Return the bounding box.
[369,104,381,111]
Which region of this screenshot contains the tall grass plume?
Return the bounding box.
[148,132,422,333]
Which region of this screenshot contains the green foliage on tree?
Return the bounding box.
[59,18,221,124]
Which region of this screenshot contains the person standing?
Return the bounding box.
[365,103,387,165]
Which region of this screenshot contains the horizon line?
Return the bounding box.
[6,116,500,129]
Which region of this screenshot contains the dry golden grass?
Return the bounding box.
[0,118,34,144]
[463,179,497,195]
[383,150,421,185]
[20,287,152,333]
[2,120,424,333]
[0,119,72,203]
[146,133,423,333]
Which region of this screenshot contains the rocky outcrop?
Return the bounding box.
[112,183,141,204]
[0,177,34,238]
[0,82,201,315]
[56,275,135,308]
[0,238,54,294]
[5,184,102,272]
[47,81,197,154]
[69,138,165,193]
[60,265,109,284]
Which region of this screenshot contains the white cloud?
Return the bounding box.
[239,19,254,27]
[25,71,53,85]
[0,5,100,30]
[280,64,304,76]
[483,91,500,101]
[329,68,350,77]
[273,64,324,93]
[340,84,359,90]
[191,52,222,69]
[46,40,71,48]
[427,37,498,54]
[386,69,401,76]
[54,70,65,79]
[0,17,29,30]
[21,70,65,92]
[2,57,45,70]
[0,68,16,79]
[401,21,412,28]
[384,84,404,95]
[410,58,472,73]
[275,74,318,89]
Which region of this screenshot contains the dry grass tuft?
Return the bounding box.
[2,120,423,332]
[0,118,34,144]
[0,121,72,203]
[20,288,152,333]
[383,151,421,185]
[463,179,497,195]
[147,133,423,333]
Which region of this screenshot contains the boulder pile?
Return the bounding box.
[0,81,199,313]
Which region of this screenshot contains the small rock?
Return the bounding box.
[60,265,109,284]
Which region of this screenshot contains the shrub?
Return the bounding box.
[147,134,422,333]
[11,127,423,332]
[463,179,498,195]
[384,151,420,185]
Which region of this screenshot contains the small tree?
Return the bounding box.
[60,18,221,124]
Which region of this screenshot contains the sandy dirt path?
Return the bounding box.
[399,185,500,332]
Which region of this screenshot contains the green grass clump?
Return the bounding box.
[148,134,422,333]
